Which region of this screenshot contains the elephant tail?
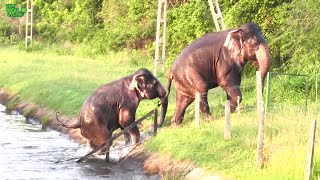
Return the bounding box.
[166,68,173,96]
[55,112,81,129]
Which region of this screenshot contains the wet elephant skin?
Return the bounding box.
[57,68,168,162]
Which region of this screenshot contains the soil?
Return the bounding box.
[0,88,207,179]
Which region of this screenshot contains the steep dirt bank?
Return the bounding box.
[0,88,213,179]
[0,89,86,143]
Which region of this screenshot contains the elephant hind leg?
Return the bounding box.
[87,140,96,151]
[171,92,194,126]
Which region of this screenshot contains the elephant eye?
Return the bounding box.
[146,83,154,89]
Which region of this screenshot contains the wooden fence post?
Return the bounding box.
[305,120,317,180]
[256,71,265,168]
[224,100,231,139]
[237,96,241,114]
[153,108,158,135]
[194,93,200,127]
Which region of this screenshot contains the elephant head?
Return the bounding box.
[223,23,271,108]
[224,23,271,88]
[129,69,168,127]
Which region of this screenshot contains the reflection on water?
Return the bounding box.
[0,104,158,180]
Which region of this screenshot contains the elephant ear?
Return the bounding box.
[129,74,146,97]
[224,29,244,59]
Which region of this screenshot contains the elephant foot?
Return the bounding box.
[170,122,181,128]
[97,148,106,155]
[200,112,212,119]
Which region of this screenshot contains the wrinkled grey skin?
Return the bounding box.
[57,68,168,162]
[167,23,271,126]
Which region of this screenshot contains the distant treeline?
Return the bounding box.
[1,0,319,75]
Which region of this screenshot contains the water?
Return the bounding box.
[0,104,158,180]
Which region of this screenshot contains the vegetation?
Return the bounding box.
[5,95,20,112]
[146,109,320,179]
[40,115,51,129]
[1,0,320,179]
[1,0,319,75]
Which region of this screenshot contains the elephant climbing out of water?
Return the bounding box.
[56,68,168,162]
[167,23,271,126]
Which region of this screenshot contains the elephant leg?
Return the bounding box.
[87,140,96,152]
[102,130,113,162]
[97,130,112,156]
[171,92,194,126]
[199,92,211,115]
[119,108,140,145]
[87,139,107,157]
[105,140,111,162]
[121,127,131,145]
[128,125,140,145]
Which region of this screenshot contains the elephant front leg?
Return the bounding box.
[197,92,211,116]
[119,108,140,145]
[128,125,140,144]
[226,87,242,112]
[121,127,131,145]
[105,141,111,162]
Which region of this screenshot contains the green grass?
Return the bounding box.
[0,46,319,179]
[145,108,320,179]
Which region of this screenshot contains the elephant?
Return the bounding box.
[167,23,271,126]
[56,68,168,162]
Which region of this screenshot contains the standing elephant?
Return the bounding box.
[56,68,168,162]
[167,23,271,126]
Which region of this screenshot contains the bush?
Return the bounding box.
[166,1,213,64]
[0,37,10,47]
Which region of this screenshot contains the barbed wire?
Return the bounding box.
[265,124,309,138]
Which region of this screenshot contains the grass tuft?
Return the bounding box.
[41,115,51,130]
[23,107,36,119]
[6,95,20,112]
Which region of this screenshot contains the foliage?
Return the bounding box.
[98,0,157,51]
[0,1,16,39]
[277,0,320,76]
[166,0,213,64]
[1,0,319,83]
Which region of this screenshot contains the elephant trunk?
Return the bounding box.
[256,42,271,90]
[156,84,168,127]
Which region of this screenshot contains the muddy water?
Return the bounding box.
[0,104,158,180]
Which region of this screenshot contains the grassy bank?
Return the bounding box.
[146,108,320,179]
[0,46,319,179]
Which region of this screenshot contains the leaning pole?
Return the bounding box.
[25,0,33,49]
